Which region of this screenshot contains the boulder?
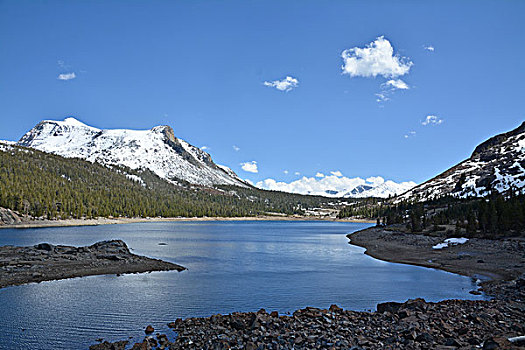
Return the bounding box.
[0,207,21,225]
[89,340,128,350]
[145,325,154,334]
[35,243,55,251]
[377,301,403,314]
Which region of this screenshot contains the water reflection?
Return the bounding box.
[0,221,484,349]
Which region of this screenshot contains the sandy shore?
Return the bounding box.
[0,215,374,229]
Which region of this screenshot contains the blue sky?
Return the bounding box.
[0,0,524,187]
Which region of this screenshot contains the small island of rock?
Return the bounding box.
[0,240,185,288]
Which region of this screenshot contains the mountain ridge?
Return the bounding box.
[396,121,525,202]
[17,117,249,188]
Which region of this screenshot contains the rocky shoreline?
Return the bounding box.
[347,226,525,298]
[91,296,525,349]
[89,226,524,349]
[0,240,185,288]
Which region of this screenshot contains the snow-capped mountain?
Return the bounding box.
[397,121,525,202]
[18,117,248,187]
[343,180,416,198]
[256,175,416,198]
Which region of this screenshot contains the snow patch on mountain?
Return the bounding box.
[397,122,525,202]
[0,141,15,152]
[17,117,248,188]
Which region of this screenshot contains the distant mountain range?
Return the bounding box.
[15,117,416,199]
[256,176,416,199]
[2,117,522,204]
[397,121,525,202]
[17,117,248,188]
[346,181,416,198]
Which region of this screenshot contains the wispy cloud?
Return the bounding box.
[57,72,76,81]
[383,79,409,90]
[294,172,300,176]
[315,172,325,178]
[330,170,343,177]
[283,170,289,174]
[422,115,443,126]
[233,145,240,151]
[200,146,209,150]
[375,79,410,104]
[240,161,258,173]
[375,92,390,103]
[404,131,416,139]
[341,36,413,78]
[424,45,435,52]
[57,60,70,69]
[263,76,299,92]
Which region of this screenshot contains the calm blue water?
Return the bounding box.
[0,221,484,349]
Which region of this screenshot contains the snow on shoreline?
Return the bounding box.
[432,237,469,250]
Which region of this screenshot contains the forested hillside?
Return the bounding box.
[0,144,332,219]
[338,194,525,238]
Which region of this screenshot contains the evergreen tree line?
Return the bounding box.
[0,145,331,219]
[337,194,525,238]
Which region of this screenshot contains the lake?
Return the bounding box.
[0,221,484,349]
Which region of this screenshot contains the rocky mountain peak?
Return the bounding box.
[471,121,525,159]
[396,121,525,202]
[17,118,248,188]
[151,125,176,143]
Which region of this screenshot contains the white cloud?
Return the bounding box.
[366,176,385,186]
[57,72,76,81]
[424,45,435,52]
[200,146,209,150]
[422,115,443,126]
[330,170,343,177]
[294,172,300,176]
[375,79,410,104]
[233,145,240,151]
[404,131,416,139]
[341,36,413,78]
[263,76,299,92]
[283,170,289,174]
[257,175,364,197]
[315,172,325,178]
[256,174,415,198]
[240,161,258,173]
[383,79,409,90]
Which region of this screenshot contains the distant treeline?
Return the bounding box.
[338,194,525,238]
[0,145,331,219]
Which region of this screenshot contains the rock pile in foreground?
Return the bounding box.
[91,291,525,350]
[0,240,185,288]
